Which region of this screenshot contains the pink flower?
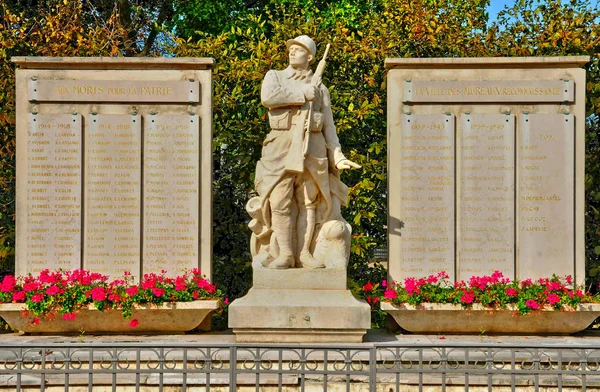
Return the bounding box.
[460,290,475,304]
[521,279,533,288]
[224,297,229,305]
[175,283,187,291]
[124,271,131,276]
[547,293,561,305]
[31,293,44,303]
[1,275,16,292]
[126,286,139,296]
[45,285,61,296]
[404,278,421,295]
[525,299,539,310]
[505,288,518,297]
[32,317,40,325]
[12,291,26,301]
[381,280,387,287]
[91,287,106,301]
[437,271,449,280]
[129,319,139,328]
[152,287,165,297]
[62,313,76,321]
[384,288,397,300]
[427,275,438,284]
[363,282,374,292]
[192,290,199,299]
[108,293,120,302]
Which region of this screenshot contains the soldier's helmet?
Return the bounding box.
[286,35,317,64]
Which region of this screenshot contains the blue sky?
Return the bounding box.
[487,0,515,22]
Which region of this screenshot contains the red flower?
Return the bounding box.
[366,296,372,304]
[460,290,475,304]
[62,313,76,321]
[12,291,26,302]
[175,283,187,291]
[23,282,40,292]
[1,275,16,293]
[363,282,374,292]
[91,287,106,301]
[525,299,539,310]
[31,294,44,303]
[129,319,139,328]
[547,293,561,305]
[32,317,40,325]
[152,287,165,297]
[505,288,518,297]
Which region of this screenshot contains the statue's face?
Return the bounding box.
[288,44,312,68]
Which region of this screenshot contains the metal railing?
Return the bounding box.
[0,342,599,391]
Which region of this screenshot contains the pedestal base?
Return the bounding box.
[229,274,371,343]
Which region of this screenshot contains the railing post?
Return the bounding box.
[370,346,377,392]
[229,345,237,391]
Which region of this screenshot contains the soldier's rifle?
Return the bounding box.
[302,43,331,157]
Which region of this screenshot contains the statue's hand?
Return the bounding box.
[302,84,317,101]
[336,159,361,170]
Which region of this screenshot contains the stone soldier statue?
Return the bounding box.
[247,35,360,270]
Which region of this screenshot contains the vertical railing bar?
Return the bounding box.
[135,348,141,392]
[464,347,469,392]
[345,349,350,392]
[278,348,283,392]
[323,350,328,392]
[418,348,423,390]
[511,349,516,391]
[487,347,492,392]
[206,347,211,392]
[369,347,377,392]
[534,348,539,392]
[112,347,117,392]
[581,348,587,392]
[300,348,305,392]
[557,349,563,392]
[395,347,400,392]
[159,347,164,392]
[40,346,46,392]
[441,347,446,392]
[16,347,22,392]
[229,346,237,392]
[88,347,93,392]
[182,348,187,392]
[64,347,70,392]
[255,348,260,392]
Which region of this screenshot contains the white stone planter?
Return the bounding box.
[381,302,600,335]
[0,300,220,334]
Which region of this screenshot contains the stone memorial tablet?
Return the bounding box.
[403,80,574,103]
[459,114,515,280]
[28,80,200,103]
[22,113,82,274]
[143,114,200,275]
[84,114,141,276]
[518,113,575,278]
[387,57,586,285]
[398,113,455,278]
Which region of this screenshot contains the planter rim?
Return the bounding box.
[0,299,220,312]
[381,301,600,312]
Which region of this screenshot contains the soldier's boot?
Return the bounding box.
[269,212,295,269]
[298,207,325,269]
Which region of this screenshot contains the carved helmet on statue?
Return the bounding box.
[286,35,317,64]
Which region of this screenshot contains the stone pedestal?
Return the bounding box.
[228,269,370,343]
